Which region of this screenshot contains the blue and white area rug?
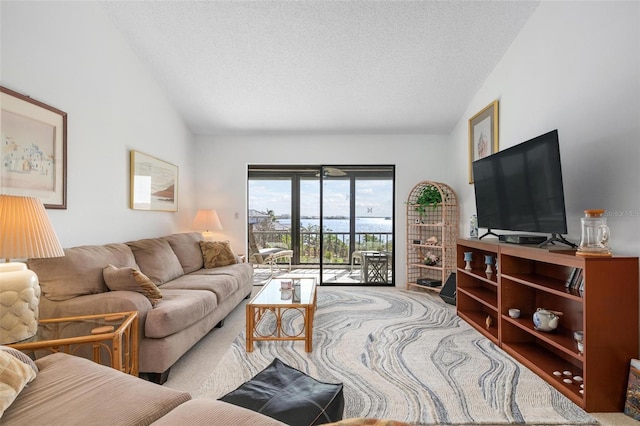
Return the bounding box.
[197,288,596,425]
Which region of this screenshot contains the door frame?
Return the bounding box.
[247,164,395,285]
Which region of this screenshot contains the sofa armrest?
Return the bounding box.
[151,398,287,425]
[39,291,153,321]
[2,353,191,425]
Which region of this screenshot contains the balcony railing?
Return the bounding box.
[251,230,393,265]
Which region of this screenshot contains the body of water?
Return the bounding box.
[278,217,392,233]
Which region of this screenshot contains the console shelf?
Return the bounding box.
[502,315,579,359]
[457,238,639,412]
[502,341,584,405]
[457,307,498,342]
[460,285,496,307]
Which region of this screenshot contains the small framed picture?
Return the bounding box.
[1,86,67,208]
[468,100,499,183]
[130,150,178,211]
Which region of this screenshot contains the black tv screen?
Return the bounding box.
[472,129,568,235]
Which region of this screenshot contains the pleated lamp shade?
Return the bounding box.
[191,209,223,241]
[0,194,64,260]
[0,194,64,344]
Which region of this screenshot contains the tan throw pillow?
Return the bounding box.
[103,264,163,306]
[0,349,37,417]
[200,241,237,268]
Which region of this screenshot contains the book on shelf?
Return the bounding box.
[565,268,577,288]
[562,267,584,297]
[577,276,585,296]
[570,269,583,292]
[573,269,583,289]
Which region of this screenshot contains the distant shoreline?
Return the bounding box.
[278,217,392,233]
[277,216,390,220]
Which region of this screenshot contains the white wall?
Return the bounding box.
[3,0,637,262]
[448,1,640,256]
[195,133,449,286]
[1,1,197,247]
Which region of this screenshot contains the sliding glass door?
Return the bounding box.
[248,165,394,286]
[320,170,351,282]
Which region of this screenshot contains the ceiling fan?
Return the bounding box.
[316,167,347,177]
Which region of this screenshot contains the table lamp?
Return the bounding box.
[0,194,64,344]
[191,209,223,241]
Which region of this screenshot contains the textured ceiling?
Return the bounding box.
[101,1,539,136]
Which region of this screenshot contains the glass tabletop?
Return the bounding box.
[250,277,317,306]
[12,312,136,345]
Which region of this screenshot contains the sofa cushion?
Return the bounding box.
[168,262,253,302]
[1,352,191,425]
[103,264,163,306]
[0,349,37,417]
[189,262,254,287]
[144,289,218,338]
[127,238,184,286]
[161,273,240,303]
[162,232,205,274]
[28,243,137,301]
[151,398,287,426]
[200,240,237,268]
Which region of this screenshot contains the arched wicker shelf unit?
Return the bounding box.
[406,181,459,292]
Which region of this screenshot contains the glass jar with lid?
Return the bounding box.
[577,209,611,256]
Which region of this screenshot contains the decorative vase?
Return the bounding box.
[484,255,493,274]
[464,252,473,270]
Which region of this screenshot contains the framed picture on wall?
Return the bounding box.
[0,86,67,208]
[130,150,178,211]
[468,99,499,184]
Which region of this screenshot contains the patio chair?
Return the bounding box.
[363,252,389,283]
[350,250,380,282]
[256,248,293,277]
[248,227,293,277]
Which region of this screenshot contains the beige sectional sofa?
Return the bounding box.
[27,232,253,383]
[2,351,286,425]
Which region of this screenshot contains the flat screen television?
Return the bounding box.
[472,129,573,247]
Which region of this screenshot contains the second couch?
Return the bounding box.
[27,232,253,383]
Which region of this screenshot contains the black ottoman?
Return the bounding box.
[219,358,344,426]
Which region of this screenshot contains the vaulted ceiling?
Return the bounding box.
[101,1,539,136]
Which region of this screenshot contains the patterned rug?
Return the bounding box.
[197,288,597,425]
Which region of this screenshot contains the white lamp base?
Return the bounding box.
[201,231,215,241]
[0,262,40,344]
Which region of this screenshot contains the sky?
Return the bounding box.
[248,178,393,218]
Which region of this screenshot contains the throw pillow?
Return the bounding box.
[126,238,184,285]
[200,241,237,268]
[103,264,163,306]
[0,346,38,373]
[0,349,37,417]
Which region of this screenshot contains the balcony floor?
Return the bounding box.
[252,265,393,286]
